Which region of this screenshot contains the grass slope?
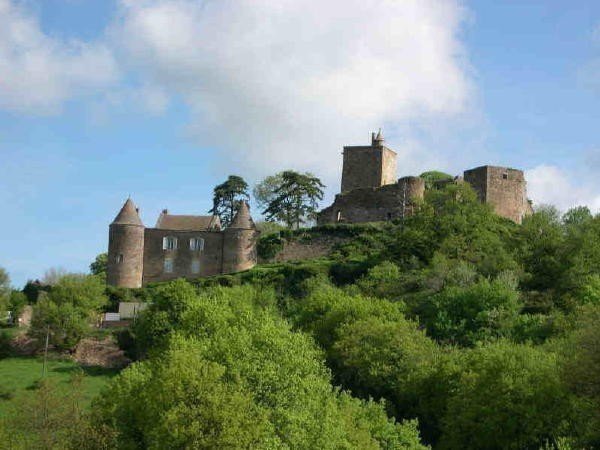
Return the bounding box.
[0,356,118,415]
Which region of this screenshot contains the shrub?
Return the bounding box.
[439,342,572,450]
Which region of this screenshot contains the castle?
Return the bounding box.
[107,199,258,288]
[318,131,533,225]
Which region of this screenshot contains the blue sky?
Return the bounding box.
[1,0,599,287]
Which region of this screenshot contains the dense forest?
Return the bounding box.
[3,181,600,449]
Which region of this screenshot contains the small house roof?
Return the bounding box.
[112,198,144,226]
[155,213,221,231]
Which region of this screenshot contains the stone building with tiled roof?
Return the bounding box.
[107,199,258,288]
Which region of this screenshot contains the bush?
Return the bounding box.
[98,281,428,449]
[439,342,572,450]
[257,233,284,260]
[0,329,13,358]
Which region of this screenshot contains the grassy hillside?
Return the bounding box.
[0,356,118,416]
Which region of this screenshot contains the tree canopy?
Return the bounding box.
[259,170,325,228]
[209,175,250,227]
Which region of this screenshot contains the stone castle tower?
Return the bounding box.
[222,201,259,273]
[319,131,532,225]
[341,129,398,192]
[463,166,533,224]
[107,198,145,288]
[107,199,258,287]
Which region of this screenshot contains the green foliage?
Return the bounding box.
[8,290,27,324]
[257,233,284,260]
[28,274,107,351]
[89,253,107,277]
[0,329,13,358]
[255,220,287,236]
[99,280,427,449]
[419,171,453,190]
[560,305,600,446]
[0,266,9,299]
[22,280,50,303]
[420,274,521,346]
[209,175,250,227]
[260,170,325,228]
[439,342,572,450]
[47,274,107,311]
[29,298,90,351]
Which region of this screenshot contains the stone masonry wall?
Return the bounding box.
[107,224,144,288]
[259,235,346,264]
[318,177,424,225]
[341,145,397,192]
[142,228,224,284]
[464,166,529,224]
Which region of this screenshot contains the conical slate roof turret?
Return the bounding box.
[112,198,144,226]
[228,201,255,229]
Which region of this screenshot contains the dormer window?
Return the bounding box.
[189,237,205,251]
[163,236,177,250]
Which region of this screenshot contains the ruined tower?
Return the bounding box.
[340,129,397,193]
[463,165,532,224]
[222,202,259,274]
[107,198,145,288]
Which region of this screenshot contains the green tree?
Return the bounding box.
[439,342,572,450]
[420,274,521,346]
[8,290,27,325]
[114,281,427,449]
[28,274,107,351]
[253,173,284,211]
[419,171,453,190]
[0,266,10,299]
[560,305,600,446]
[209,175,250,227]
[89,253,107,277]
[261,170,325,229]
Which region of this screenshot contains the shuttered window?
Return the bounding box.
[162,236,177,250]
[189,237,205,251]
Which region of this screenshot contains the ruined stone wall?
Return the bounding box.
[464,166,529,224]
[318,177,424,225]
[341,145,397,192]
[142,229,224,284]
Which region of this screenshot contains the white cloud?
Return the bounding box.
[111,0,474,181]
[526,164,600,212]
[0,0,119,114]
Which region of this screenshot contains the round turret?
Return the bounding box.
[398,176,425,202]
[107,198,145,288]
[222,202,258,274]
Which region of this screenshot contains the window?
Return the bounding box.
[191,259,200,274]
[164,258,174,273]
[387,212,393,220]
[502,173,508,180]
[116,254,124,264]
[336,210,342,222]
[189,237,205,251]
[162,236,177,250]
